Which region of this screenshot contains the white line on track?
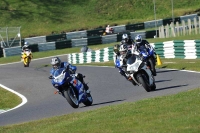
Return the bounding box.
[0,54,200,114]
[0,84,27,114]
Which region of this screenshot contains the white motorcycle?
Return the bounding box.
[125,50,156,92]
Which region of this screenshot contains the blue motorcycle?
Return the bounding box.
[139,45,157,76]
[50,68,93,108]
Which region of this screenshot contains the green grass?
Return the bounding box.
[0,88,199,133]
[0,87,21,110]
[1,0,200,131]
[1,0,200,38]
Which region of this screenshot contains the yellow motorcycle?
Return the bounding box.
[21,49,33,67]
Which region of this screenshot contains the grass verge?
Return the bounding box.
[0,88,199,133]
[1,35,200,130]
[0,87,21,110]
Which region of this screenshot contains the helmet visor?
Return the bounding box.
[136,39,141,43]
[52,63,59,69]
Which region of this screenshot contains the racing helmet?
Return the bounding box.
[119,44,128,56]
[122,34,129,43]
[24,41,28,45]
[135,35,142,44]
[122,34,128,40]
[51,57,61,69]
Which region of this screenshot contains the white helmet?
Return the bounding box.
[119,44,128,55]
[135,35,142,44]
[51,57,61,69]
[122,34,128,40]
[24,41,28,45]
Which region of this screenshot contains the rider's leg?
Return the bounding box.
[76,73,89,91]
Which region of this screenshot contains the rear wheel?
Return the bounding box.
[137,73,151,92]
[64,86,79,108]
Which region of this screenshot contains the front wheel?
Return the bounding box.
[64,86,79,108]
[148,59,156,76]
[137,73,151,92]
[150,82,156,91]
[83,92,93,106]
[23,57,30,67]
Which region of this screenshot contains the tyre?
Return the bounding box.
[83,93,93,106]
[151,82,156,91]
[26,57,30,67]
[64,86,79,108]
[137,73,151,92]
[23,57,29,67]
[148,58,156,76]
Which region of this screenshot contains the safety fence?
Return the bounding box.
[1,14,199,57]
[67,40,200,64]
[2,31,146,57]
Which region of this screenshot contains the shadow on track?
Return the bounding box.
[155,79,172,83]
[156,69,179,73]
[154,84,188,91]
[80,99,125,108]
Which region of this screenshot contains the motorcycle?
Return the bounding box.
[125,51,156,92]
[49,68,93,108]
[21,49,33,67]
[139,45,157,76]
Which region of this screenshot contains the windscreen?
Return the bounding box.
[127,55,136,65]
[53,68,65,77]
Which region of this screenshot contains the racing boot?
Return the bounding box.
[83,83,90,94]
[119,70,128,80]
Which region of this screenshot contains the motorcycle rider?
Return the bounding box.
[113,44,132,80]
[22,41,30,52]
[135,35,156,54]
[120,34,134,46]
[21,41,32,61]
[135,35,157,76]
[49,57,89,93]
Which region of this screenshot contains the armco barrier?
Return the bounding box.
[46,33,67,42]
[55,40,72,49]
[24,36,46,45]
[126,23,145,31]
[38,42,56,51]
[0,48,3,57]
[102,34,117,44]
[180,14,198,22]
[87,36,102,45]
[144,19,163,29]
[71,38,87,47]
[29,44,39,52]
[146,30,159,39]
[112,25,126,33]
[3,46,21,57]
[87,28,105,37]
[66,31,87,40]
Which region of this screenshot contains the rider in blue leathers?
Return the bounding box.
[49,57,89,93]
[135,35,156,54]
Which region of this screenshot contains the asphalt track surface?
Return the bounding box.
[1,55,200,126]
